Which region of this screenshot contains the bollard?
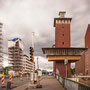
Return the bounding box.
[9,73,12,81]
[7,81,11,89]
[2,73,5,88]
[34,73,37,84]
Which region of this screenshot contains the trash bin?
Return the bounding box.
[7,81,11,89]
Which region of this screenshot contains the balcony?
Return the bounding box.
[42,47,87,61]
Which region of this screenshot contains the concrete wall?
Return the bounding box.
[56,75,90,90]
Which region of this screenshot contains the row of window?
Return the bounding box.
[62,32,64,45]
[62,42,64,45]
[62,26,64,45]
[56,20,71,23]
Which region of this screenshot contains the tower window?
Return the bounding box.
[62,42,64,45]
[62,34,64,36]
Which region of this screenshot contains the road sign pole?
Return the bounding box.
[66,65,67,78]
[64,58,68,78]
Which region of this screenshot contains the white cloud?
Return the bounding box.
[0,0,90,69]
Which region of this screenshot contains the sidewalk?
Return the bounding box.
[12,75,66,90]
[12,82,30,90]
[30,75,65,90]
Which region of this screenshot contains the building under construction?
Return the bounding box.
[8,38,24,73]
[0,23,3,69]
[23,54,35,74]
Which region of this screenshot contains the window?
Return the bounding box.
[62,42,64,45]
[62,34,64,36]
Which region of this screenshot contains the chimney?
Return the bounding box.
[59,11,66,18]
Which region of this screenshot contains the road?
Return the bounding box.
[0,75,66,90]
[0,76,31,90]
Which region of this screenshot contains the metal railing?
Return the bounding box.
[55,75,90,90]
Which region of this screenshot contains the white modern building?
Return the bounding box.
[23,54,35,74]
[8,38,24,73]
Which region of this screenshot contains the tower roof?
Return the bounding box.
[54,12,72,27]
[59,11,66,18]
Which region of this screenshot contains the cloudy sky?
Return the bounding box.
[0,0,90,70]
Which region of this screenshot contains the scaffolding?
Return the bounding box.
[23,54,35,74]
[8,38,23,73]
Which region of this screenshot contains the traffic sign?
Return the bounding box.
[64,58,68,65]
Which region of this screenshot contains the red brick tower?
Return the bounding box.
[53,12,72,77]
[85,24,90,47]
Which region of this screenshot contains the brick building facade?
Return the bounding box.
[55,61,71,76]
[55,24,71,47]
[85,24,90,48]
[76,48,90,75]
[76,24,90,76]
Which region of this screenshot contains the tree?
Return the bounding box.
[71,68,75,75]
[2,67,9,75]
